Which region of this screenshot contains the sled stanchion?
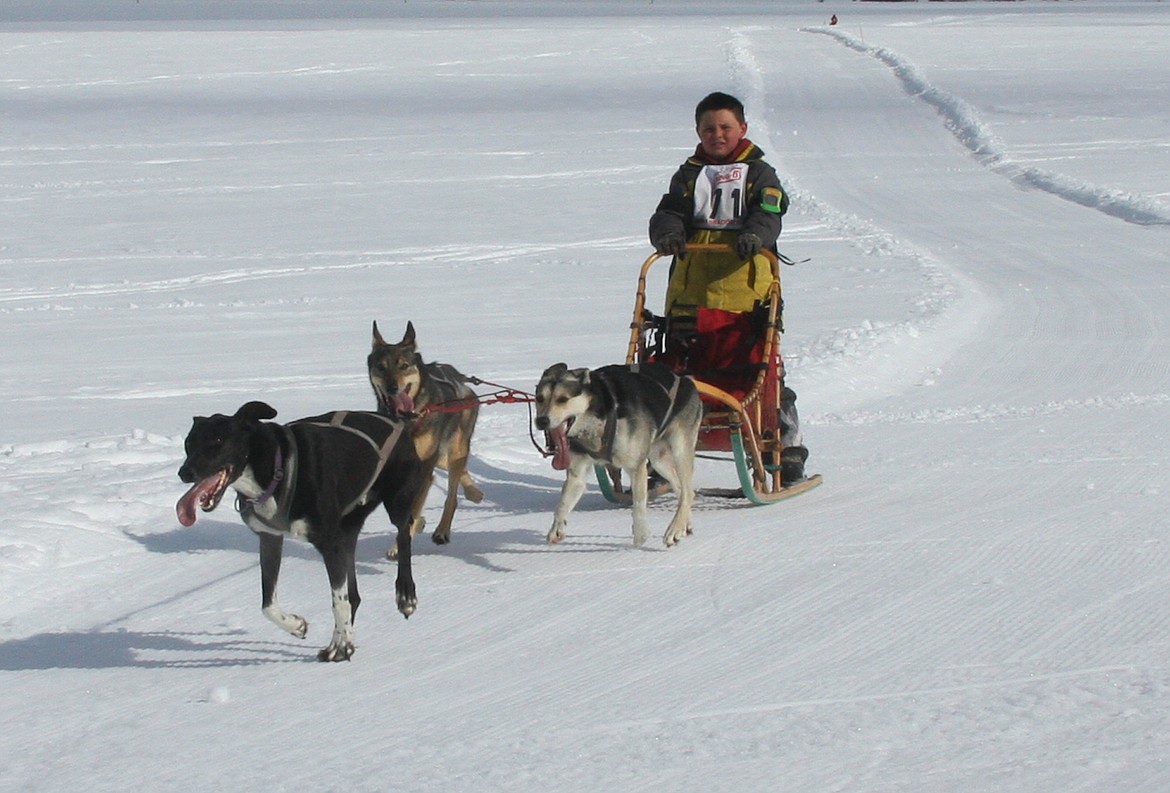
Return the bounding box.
[626,252,659,365]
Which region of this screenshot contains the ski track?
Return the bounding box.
[810,26,1170,227]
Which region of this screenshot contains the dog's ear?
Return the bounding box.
[372,320,386,348]
[235,401,277,422]
[542,362,569,380]
[571,367,591,383]
[402,321,416,348]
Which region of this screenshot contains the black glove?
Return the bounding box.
[735,233,762,260]
[654,235,687,256]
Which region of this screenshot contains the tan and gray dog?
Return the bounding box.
[369,321,483,556]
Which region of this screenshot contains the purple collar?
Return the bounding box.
[253,444,284,505]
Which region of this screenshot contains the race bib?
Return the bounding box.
[692,163,749,230]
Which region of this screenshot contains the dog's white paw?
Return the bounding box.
[633,524,650,547]
[547,527,566,544]
[397,593,417,618]
[317,642,355,662]
[264,605,309,639]
[663,522,690,547]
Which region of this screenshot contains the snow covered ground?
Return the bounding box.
[3,1,1169,790]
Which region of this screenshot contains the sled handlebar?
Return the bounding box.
[640,243,782,280]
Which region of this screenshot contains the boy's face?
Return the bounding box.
[696,108,748,161]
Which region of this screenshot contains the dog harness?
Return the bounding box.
[569,365,686,461]
[238,411,406,535]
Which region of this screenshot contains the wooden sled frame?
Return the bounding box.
[596,244,822,505]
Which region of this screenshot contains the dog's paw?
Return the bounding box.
[396,591,417,619]
[464,484,485,503]
[264,605,309,639]
[663,517,693,548]
[546,528,565,544]
[432,530,450,546]
[633,525,650,547]
[317,642,355,662]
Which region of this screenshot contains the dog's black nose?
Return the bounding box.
[177,464,194,483]
[534,416,549,431]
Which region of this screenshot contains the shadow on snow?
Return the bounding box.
[0,629,309,671]
[133,456,628,572]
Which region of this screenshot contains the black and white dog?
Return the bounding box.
[534,363,702,548]
[176,401,428,662]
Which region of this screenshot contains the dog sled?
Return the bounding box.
[596,244,823,505]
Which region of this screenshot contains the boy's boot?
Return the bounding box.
[778,386,809,484]
[780,445,809,485]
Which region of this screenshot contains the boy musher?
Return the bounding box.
[648,91,809,483]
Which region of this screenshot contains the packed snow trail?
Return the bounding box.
[3,6,1170,793]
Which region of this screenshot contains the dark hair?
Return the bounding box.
[695,92,746,126]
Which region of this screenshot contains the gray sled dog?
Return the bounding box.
[176,401,427,662]
[368,321,483,556]
[534,362,702,547]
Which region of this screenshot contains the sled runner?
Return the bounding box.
[596,244,822,505]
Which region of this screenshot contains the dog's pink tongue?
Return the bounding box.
[393,392,415,416]
[176,474,220,527]
[549,424,571,471]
